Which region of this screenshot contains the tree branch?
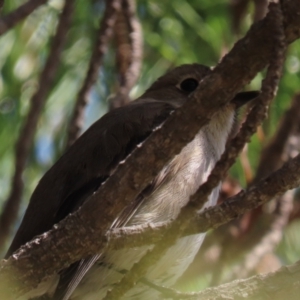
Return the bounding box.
[2,126,300,300]
[110,0,143,109]
[204,92,300,284]
[256,93,300,180]
[102,3,286,298]
[108,152,300,250]
[224,95,300,279]
[0,0,48,35]
[0,0,299,298]
[66,0,121,148]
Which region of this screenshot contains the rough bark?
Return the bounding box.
[0,0,299,299]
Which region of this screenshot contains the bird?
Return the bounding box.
[6,64,258,300]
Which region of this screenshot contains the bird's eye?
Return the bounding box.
[179,78,199,93]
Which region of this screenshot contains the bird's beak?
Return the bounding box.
[231,91,260,108]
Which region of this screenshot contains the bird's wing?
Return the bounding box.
[54,254,101,300]
[54,90,261,300]
[51,100,177,300]
[6,99,175,258]
[56,166,173,300]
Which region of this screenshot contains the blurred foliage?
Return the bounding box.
[0,0,300,291]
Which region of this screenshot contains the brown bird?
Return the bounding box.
[6,64,258,300]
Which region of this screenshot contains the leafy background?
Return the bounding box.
[0,0,300,292]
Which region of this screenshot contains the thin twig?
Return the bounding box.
[256,93,300,180]
[108,153,300,249]
[206,92,300,284]
[102,3,286,299]
[194,155,300,234]
[0,0,48,35]
[110,0,142,109]
[106,152,300,250]
[0,0,74,251]
[66,0,121,148]
[199,0,290,283]
[222,95,300,279]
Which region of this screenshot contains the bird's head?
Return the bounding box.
[140,63,259,146]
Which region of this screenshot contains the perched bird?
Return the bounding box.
[6,64,258,300]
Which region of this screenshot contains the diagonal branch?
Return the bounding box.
[0,0,74,250]
[66,0,121,148]
[194,157,300,235]
[109,152,300,250]
[223,94,300,279]
[68,0,299,264]
[0,0,48,35]
[1,108,300,299]
[102,3,286,298]
[2,121,300,300]
[0,1,299,299]
[218,92,300,282]
[256,93,300,180]
[201,94,300,285]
